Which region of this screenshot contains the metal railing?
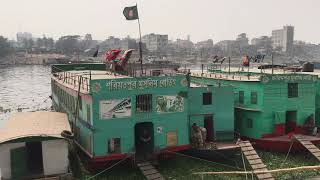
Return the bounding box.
[52,66,90,92]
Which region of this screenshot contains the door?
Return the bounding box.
[135,122,154,159]
[204,115,214,141]
[286,111,297,134]
[10,146,28,179]
[26,141,44,175]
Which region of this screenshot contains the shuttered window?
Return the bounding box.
[203,92,212,105]
[108,138,121,154]
[288,83,298,98]
[136,94,152,112]
[251,92,257,104]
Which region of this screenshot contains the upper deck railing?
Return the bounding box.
[51,64,94,92]
[51,63,183,93]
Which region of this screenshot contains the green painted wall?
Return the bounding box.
[192,73,318,139]
[90,75,189,156]
[188,85,234,140]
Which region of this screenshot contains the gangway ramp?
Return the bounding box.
[239,141,274,180]
[137,161,165,180]
[294,135,320,161]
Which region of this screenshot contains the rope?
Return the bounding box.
[281,140,294,167]
[86,155,132,180]
[165,150,243,170]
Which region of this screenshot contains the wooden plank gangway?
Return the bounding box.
[239,141,274,180]
[294,135,320,161]
[137,161,165,180]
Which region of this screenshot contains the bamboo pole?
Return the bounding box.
[193,165,320,176]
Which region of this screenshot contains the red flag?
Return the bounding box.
[118,49,134,67]
[105,49,122,62]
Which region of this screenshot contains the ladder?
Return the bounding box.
[137,161,165,180]
[294,135,320,161]
[239,141,274,180]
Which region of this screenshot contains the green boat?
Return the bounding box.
[50,63,237,166]
[191,65,320,152]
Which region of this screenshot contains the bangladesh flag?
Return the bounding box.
[123,5,139,20]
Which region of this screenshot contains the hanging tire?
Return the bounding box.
[61,130,74,140]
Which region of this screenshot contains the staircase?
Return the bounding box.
[239,141,274,180]
[137,161,165,180]
[294,135,320,161]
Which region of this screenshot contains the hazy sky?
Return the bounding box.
[1,0,319,43]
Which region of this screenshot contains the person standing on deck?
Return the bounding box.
[191,123,203,149]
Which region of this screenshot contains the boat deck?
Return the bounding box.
[263,134,320,142]
[52,70,129,93]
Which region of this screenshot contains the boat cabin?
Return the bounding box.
[191,67,319,151]
[50,63,236,163]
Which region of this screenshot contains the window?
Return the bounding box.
[166,131,177,146]
[247,119,253,128]
[239,91,244,104]
[288,83,298,98]
[203,92,212,105]
[136,94,152,112]
[251,92,257,104]
[86,104,91,123]
[108,138,121,153]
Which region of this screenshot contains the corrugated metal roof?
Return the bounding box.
[0,111,71,144]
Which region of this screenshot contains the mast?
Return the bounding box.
[137,3,143,75]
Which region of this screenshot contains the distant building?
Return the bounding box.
[16,32,33,48]
[142,33,168,52]
[120,37,137,50]
[236,33,249,48]
[176,39,194,49]
[251,36,272,54]
[195,39,213,49]
[104,36,121,49]
[272,26,294,53]
[215,40,237,53]
[251,36,271,46]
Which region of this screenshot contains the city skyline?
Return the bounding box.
[1,0,319,43]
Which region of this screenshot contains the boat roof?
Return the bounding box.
[0,111,71,144]
[191,66,320,82]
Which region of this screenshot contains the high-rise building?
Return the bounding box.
[16,32,33,47]
[142,33,168,51]
[236,33,249,48]
[271,26,294,53]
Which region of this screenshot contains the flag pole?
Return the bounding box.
[137,3,143,75]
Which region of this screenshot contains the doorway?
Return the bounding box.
[135,122,154,159]
[204,115,214,141]
[285,111,297,134]
[26,141,44,175]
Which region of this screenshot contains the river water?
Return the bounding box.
[0,65,52,125]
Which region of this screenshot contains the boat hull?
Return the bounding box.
[242,135,320,153]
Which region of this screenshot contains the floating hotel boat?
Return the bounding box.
[191,65,320,152]
[50,62,237,166]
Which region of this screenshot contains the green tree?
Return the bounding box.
[0,36,11,58]
[55,35,80,54]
